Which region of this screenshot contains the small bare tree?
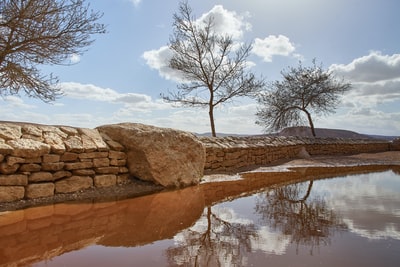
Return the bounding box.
[256,59,351,137]
[0,0,106,102]
[163,1,265,137]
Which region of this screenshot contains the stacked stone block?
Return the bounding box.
[200,136,391,173]
[0,122,129,202]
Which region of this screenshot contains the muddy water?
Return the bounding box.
[1,165,399,267]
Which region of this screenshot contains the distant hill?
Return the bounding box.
[196,126,398,141]
[278,126,398,140]
[278,126,369,139]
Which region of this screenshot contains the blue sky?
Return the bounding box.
[1,0,399,136]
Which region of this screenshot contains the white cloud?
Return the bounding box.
[250,226,291,255]
[60,82,168,109]
[1,95,36,109]
[330,51,400,83]
[142,5,252,82]
[142,46,185,82]
[197,5,251,40]
[322,52,400,135]
[252,35,296,62]
[61,82,120,101]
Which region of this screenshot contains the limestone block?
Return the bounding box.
[22,124,43,137]
[40,125,68,138]
[26,183,55,199]
[79,128,109,151]
[81,134,97,152]
[59,126,78,135]
[60,152,79,162]
[43,154,61,163]
[106,140,124,151]
[25,156,42,163]
[6,156,25,165]
[93,158,110,168]
[7,139,51,158]
[21,134,43,141]
[110,159,126,166]
[29,172,54,182]
[94,174,117,187]
[0,162,19,174]
[64,136,84,153]
[19,163,41,172]
[0,174,28,185]
[79,152,109,159]
[53,170,72,180]
[43,132,66,154]
[42,162,65,171]
[64,161,93,170]
[97,123,206,187]
[0,124,22,140]
[0,140,13,155]
[95,167,119,174]
[72,169,96,176]
[55,176,93,193]
[0,186,25,202]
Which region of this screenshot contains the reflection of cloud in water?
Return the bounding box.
[250,226,291,255]
[174,206,252,245]
[174,206,292,256]
[313,170,400,241]
[343,219,400,240]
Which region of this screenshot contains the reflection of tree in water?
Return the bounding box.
[166,206,257,267]
[166,179,347,265]
[256,180,347,255]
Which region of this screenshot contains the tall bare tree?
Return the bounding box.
[256,59,351,137]
[163,1,265,137]
[0,0,106,102]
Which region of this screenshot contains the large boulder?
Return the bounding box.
[97,123,205,187]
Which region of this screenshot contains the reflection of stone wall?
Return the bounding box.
[200,136,391,173]
[0,122,129,202]
[0,186,204,267]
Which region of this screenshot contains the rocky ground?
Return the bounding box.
[273,151,400,168]
[1,151,399,212]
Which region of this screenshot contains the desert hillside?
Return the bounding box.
[277,126,397,140]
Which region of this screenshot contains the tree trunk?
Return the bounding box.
[301,180,314,201]
[304,109,316,137]
[209,105,216,137]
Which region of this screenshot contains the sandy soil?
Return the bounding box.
[1,151,399,212]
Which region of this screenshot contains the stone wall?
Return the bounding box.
[0,121,396,204]
[200,136,392,173]
[0,122,129,203]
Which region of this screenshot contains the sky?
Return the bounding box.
[1,0,399,136]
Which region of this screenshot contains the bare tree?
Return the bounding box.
[163,1,265,137]
[256,59,351,137]
[0,0,106,102]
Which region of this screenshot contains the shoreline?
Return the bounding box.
[1,151,399,212]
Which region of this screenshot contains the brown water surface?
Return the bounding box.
[1,165,399,267]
